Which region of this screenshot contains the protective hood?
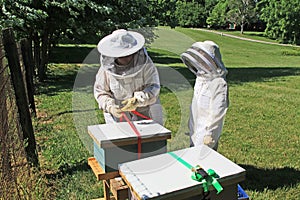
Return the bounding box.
[181,41,227,78]
[100,48,148,79]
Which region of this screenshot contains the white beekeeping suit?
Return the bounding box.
[94,29,163,125]
[181,41,229,150]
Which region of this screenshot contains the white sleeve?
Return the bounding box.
[140,57,161,106]
[94,67,115,112]
[206,78,229,135]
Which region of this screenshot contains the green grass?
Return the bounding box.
[34,27,300,199]
[221,76,300,199]
[34,64,102,199]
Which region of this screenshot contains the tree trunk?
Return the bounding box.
[33,32,42,81]
[240,23,244,34]
[40,28,50,81]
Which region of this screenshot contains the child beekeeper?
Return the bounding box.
[181,41,229,150]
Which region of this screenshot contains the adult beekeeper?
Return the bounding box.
[94,29,163,125]
[181,41,229,150]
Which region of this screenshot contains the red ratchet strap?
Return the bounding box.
[120,111,152,159]
[131,110,151,120]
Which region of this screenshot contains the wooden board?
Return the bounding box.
[119,145,246,200]
[88,157,119,181]
[88,120,171,148]
[110,177,129,200]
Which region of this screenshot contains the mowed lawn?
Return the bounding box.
[35,27,300,199]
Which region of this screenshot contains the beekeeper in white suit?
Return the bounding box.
[94,29,163,125]
[181,41,229,150]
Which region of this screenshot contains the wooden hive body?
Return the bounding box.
[88,120,171,173]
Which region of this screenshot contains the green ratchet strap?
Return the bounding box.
[168,151,194,169]
[168,152,223,194]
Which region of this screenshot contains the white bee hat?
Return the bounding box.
[97,29,145,58]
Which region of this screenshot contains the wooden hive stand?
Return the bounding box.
[88,157,129,200]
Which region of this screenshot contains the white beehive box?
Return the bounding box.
[119,145,246,200]
[88,120,171,173]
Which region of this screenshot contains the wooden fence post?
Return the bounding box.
[2,28,39,168]
[0,37,13,188]
[20,38,36,116]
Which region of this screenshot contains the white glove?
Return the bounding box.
[134,91,149,103]
[108,105,122,118]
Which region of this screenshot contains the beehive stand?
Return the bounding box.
[119,145,246,200]
[88,157,128,200]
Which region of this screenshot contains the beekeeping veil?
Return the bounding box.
[97,29,148,78]
[181,41,227,78]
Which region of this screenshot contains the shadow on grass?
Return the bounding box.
[45,159,90,180]
[243,32,265,37]
[47,45,300,86]
[44,47,300,97]
[37,75,76,95]
[49,46,96,63]
[39,65,300,98]
[227,67,300,84]
[37,65,98,96]
[149,51,182,65]
[170,66,300,87]
[240,164,300,191]
[150,52,300,85]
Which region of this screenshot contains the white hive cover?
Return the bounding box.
[119,145,246,199]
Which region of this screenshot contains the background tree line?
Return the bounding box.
[1,0,299,81]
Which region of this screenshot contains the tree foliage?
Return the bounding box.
[1,0,299,78]
[206,0,228,29]
[0,0,156,81]
[259,0,300,44]
[175,0,206,27]
[148,0,177,28]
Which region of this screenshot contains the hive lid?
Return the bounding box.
[119,145,246,199]
[88,120,171,148]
